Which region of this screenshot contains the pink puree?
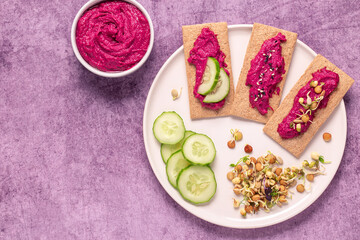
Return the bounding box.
[246,33,286,115]
[76,1,150,72]
[188,28,229,110]
[277,68,339,139]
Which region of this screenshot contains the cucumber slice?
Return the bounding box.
[177,165,217,204]
[182,134,216,165]
[203,68,230,103]
[161,130,195,163]
[166,150,191,188]
[153,111,185,144]
[197,57,220,95]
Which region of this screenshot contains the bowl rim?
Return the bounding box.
[71,0,154,78]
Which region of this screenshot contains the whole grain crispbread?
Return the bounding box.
[182,22,234,120]
[232,23,297,123]
[263,54,354,158]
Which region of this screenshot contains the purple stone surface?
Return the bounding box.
[0,0,359,239]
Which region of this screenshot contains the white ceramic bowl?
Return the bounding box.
[71,0,154,78]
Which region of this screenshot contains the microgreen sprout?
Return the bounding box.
[230,155,249,167]
[318,155,331,164]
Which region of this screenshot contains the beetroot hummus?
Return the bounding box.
[76,0,150,72]
[188,28,229,110]
[278,68,339,139]
[246,33,286,115]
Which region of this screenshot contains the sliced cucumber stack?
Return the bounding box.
[203,68,230,103]
[182,133,216,165]
[197,57,220,95]
[161,130,195,163]
[152,111,217,205]
[166,150,191,188]
[177,165,216,204]
[153,111,185,144]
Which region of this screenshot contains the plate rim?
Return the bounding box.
[143,24,347,228]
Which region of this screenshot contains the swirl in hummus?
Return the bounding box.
[76,1,150,72]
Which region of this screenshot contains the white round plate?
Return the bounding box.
[143,24,346,228]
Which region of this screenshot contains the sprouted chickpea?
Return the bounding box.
[171,88,182,100]
[296,184,305,193]
[227,140,235,149]
[227,129,243,149]
[306,174,314,182]
[229,152,329,216]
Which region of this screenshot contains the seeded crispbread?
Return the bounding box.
[232,23,297,123]
[182,22,235,120]
[263,54,354,158]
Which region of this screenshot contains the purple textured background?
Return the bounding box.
[0,0,359,239]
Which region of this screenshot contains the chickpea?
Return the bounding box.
[234,131,243,141]
[251,194,260,202]
[280,179,287,186]
[279,185,286,192]
[276,155,283,165]
[296,184,305,193]
[311,152,320,161]
[323,132,332,142]
[310,80,318,88]
[309,161,318,168]
[171,89,179,100]
[227,171,235,181]
[244,144,253,153]
[275,168,282,176]
[240,208,247,216]
[233,198,240,208]
[235,164,242,172]
[279,195,287,203]
[247,169,253,176]
[227,140,235,149]
[232,177,241,184]
[255,162,263,171]
[301,114,310,123]
[310,102,317,110]
[314,85,322,94]
[306,174,315,182]
[233,188,242,195]
[266,171,273,178]
[245,205,253,213]
[266,154,276,164]
[250,157,257,164]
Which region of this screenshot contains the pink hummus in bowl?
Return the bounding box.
[71,0,154,78]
